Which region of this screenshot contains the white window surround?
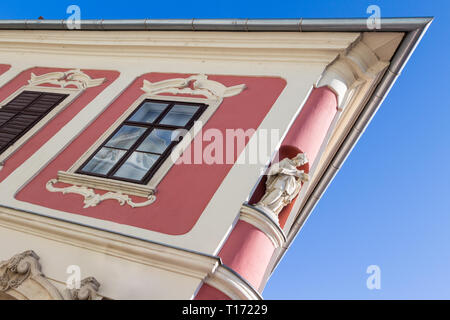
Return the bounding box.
[50,94,220,203]
[46,74,247,209]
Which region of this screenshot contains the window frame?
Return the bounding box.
[0,85,81,167]
[60,94,221,196]
[76,98,207,185]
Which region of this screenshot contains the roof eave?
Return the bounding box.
[0,17,433,32]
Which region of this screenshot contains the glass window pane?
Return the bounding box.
[159,104,199,126]
[113,152,159,181]
[81,147,126,175]
[105,125,146,150]
[129,101,168,123]
[137,129,173,154]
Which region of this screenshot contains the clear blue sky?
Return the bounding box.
[1,0,448,299]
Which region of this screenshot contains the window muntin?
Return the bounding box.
[0,91,68,155]
[77,99,207,184]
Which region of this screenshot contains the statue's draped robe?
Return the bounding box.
[262,158,304,208]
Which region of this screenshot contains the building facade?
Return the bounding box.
[0,18,430,300]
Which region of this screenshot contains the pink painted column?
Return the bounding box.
[194,86,339,299]
[250,86,339,228]
[219,221,275,288]
[281,86,338,164]
[195,284,231,300]
[194,221,273,300]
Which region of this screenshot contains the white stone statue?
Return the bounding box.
[255,153,309,218]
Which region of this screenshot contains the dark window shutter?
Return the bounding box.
[0,91,68,154]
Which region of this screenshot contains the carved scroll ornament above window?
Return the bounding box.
[28,69,105,89]
[141,74,246,100]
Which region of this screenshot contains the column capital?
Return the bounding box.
[317,34,392,110]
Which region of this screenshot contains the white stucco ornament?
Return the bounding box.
[0,250,102,300]
[141,74,246,100]
[255,153,309,219]
[28,69,105,89]
[46,179,156,208]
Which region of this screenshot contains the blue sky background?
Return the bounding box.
[0,0,448,299]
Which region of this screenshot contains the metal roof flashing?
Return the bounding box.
[0,17,433,32]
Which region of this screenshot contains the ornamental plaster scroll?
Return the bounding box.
[316,36,390,108]
[141,74,246,100]
[46,179,156,209]
[62,277,102,300]
[28,69,105,89]
[0,250,101,300]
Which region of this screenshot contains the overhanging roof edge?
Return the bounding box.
[0,17,433,32]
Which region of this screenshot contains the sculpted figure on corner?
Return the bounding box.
[256,153,309,217]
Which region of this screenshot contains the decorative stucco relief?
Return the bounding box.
[28,69,105,89]
[62,277,102,300]
[141,74,246,100]
[46,179,156,208]
[0,250,101,300]
[0,250,43,292]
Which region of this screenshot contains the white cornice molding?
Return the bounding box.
[0,30,360,64]
[0,206,259,300]
[0,206,218,279]
[28,69,105,89]
[141,74,246,100]
[239,203,286,248]
[316,36,389,109]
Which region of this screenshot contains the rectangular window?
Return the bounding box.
[77,99,207,184]
[0,91,68,155]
